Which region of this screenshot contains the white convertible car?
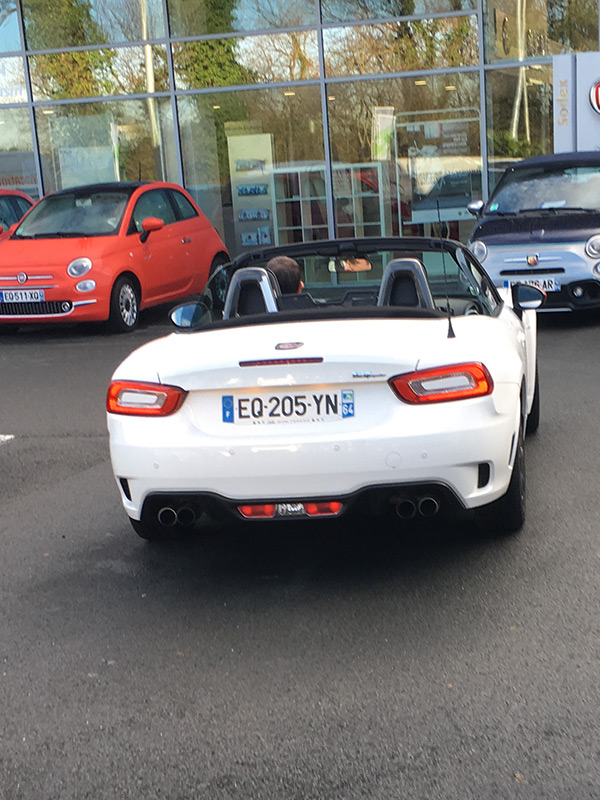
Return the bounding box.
[106,237,544,541]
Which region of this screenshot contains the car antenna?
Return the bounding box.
[436,199,455,339]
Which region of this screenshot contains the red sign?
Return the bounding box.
[589,80,600,114]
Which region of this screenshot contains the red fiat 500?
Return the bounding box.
[0,181,229,332]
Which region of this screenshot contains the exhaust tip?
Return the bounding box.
[396,499,417,520]
[177,505,197,527]
[158,506,178,527]
[418,496,439,517]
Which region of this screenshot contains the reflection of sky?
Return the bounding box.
[232,0,318,32]
[0,13,21,53]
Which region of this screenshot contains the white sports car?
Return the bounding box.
[106,237,544,541]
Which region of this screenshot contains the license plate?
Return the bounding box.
[222,390,355,424]
[504,278,560,292]
[0,289,45,302]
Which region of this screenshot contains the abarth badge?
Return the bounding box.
[275,342,303,350]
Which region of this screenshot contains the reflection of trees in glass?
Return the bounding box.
[93,0,165,42]
[30,50,116,100]
[174,40,255,89]
[236,33,319,82]
[488,68,551,161]
[167,0,316,35]
[548,0,597,51]
[329,76,479,165]
[244,88,324,166]
[30,45,171,101]
[22,0,113,101]
[325,18,478,76]
[172,0,257,90]
[322,0,470,23]
[21,0,107,48]
[176,32,318,89]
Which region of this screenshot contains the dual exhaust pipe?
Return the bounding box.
[157,504,198,527]
[395,496,439,520]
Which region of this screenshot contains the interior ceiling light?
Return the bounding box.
[445,85,456,91]
[414,80,427,85]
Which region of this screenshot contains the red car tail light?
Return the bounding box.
[389,362,493,404]
[106,380,187,416]
[238,504,277,518]
[304,501,343,516]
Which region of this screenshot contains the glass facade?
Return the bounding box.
[0,0,595,254]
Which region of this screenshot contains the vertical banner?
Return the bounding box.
[227,133,274,249]
[553,54,576,153]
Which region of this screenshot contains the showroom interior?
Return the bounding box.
[0,0,593,256]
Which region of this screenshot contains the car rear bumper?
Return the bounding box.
[108,393,521,521]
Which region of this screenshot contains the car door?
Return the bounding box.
[128,187,187,303]
[168,188,207,287]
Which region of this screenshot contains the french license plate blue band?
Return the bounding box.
[222,395,234,423]
[342,390,355,418]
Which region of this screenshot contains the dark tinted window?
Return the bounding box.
[15,197,33,217]
[171,190,198,221]
[0,197,17,228]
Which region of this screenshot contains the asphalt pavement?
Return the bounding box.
[1,308,599,799]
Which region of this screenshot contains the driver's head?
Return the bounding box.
[266,256,304,294]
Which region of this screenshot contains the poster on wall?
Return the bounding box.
[227,133,274,249]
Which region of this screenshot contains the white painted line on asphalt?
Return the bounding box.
[0,435,14,444]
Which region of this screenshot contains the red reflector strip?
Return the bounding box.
[238,504,276,518]
[239,357,323,367]
[304,501,343,517]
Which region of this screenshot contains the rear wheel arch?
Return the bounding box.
[209,251,230,277]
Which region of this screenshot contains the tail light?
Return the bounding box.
[106,380,187,416]
[389,362,493,404]
[304,501,343,516]
[238,504,276,518]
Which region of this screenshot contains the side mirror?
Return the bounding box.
[467,199,484,217]
[170,301,209,330]
[511,283,546,315]
[140,216,164,243]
